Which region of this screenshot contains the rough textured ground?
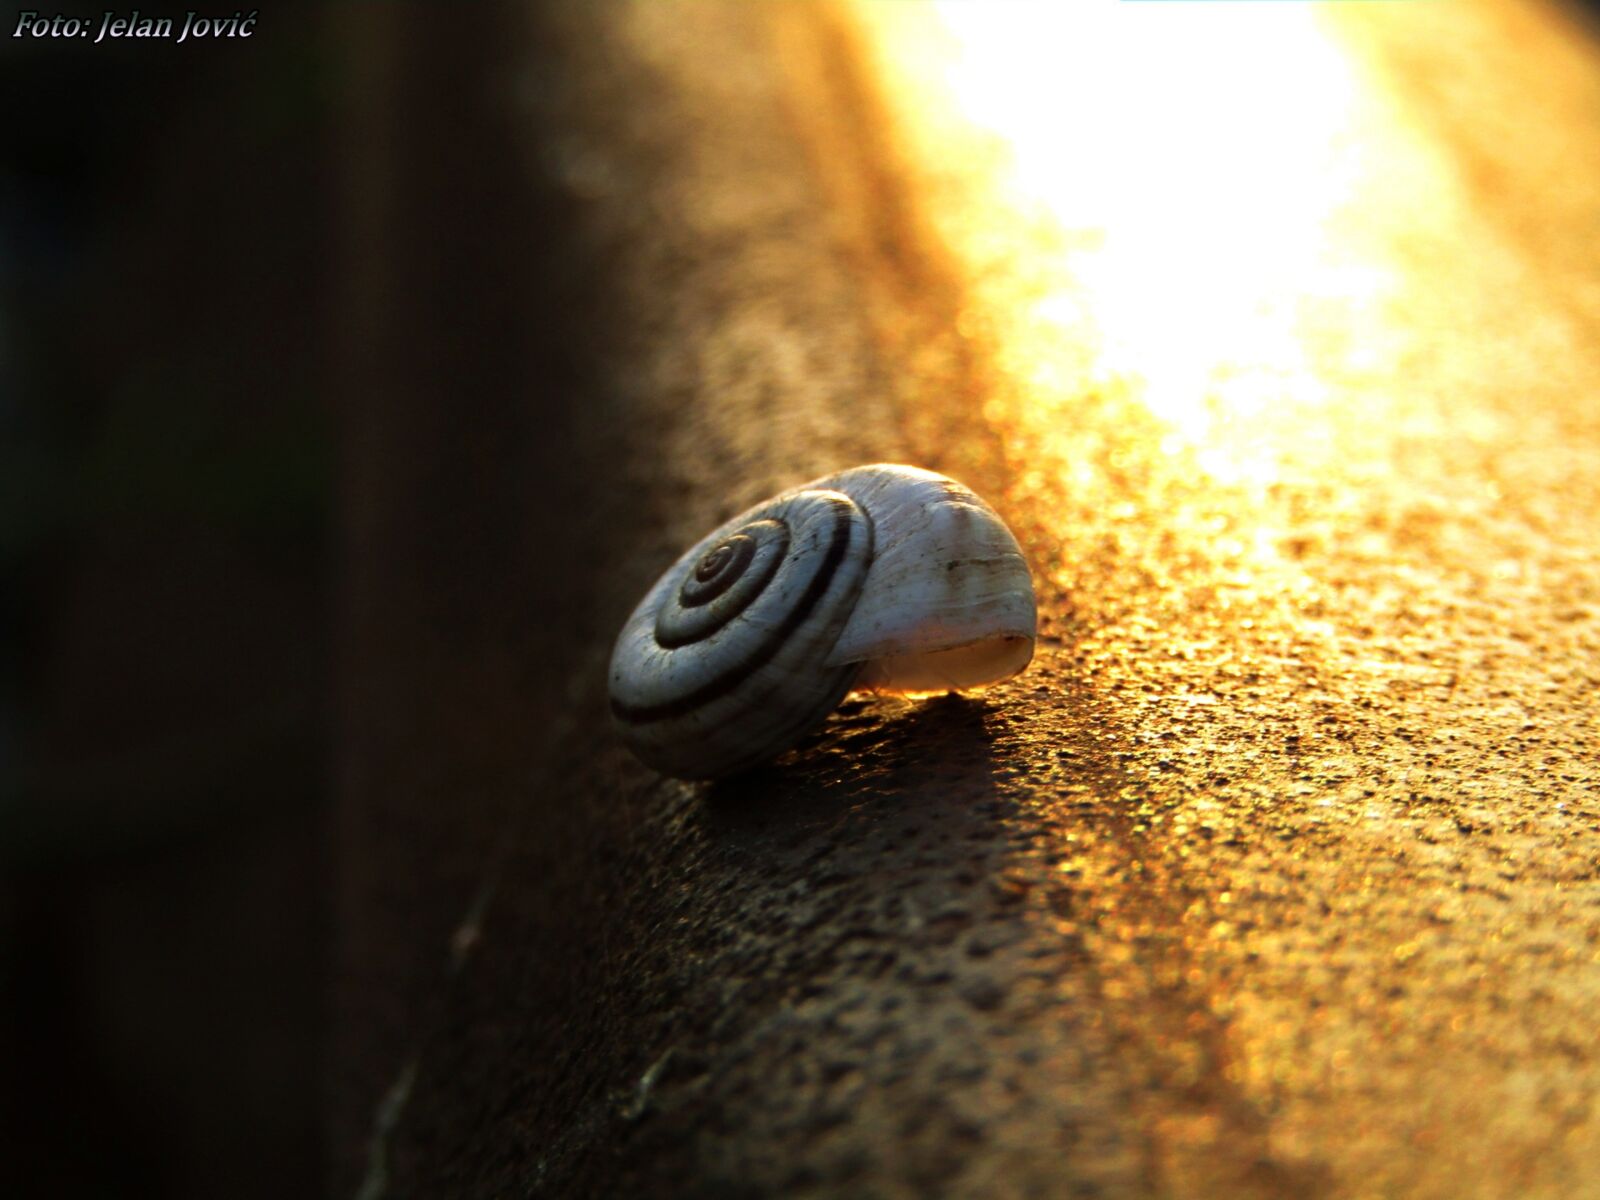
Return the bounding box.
[335,2,1600,1197]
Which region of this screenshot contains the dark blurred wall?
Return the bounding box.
[0,4,330,1197]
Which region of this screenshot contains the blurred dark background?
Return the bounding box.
[4,1,1600,1198]
[1,3,329,1196]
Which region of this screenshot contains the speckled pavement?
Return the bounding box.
[335,3,1600,1196]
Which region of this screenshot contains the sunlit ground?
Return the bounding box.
[846,0,1600,1193]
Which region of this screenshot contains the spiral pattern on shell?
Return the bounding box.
[609,488,876,779]
[609,464,1037,780]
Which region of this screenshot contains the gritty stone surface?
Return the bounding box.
[335,2,1600,1198]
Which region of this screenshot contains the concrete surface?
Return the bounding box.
[334,2,1600,1196]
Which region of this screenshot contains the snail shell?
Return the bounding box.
[609,464,1036,779]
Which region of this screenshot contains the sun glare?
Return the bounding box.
[852,0,1424,489]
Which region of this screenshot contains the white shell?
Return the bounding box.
[609,464,1036,779]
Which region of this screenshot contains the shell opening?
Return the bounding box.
[850,634,1034,697]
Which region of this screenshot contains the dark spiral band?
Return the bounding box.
[613,497,858,724]
[681,534,756,607]
[654,518,789,649]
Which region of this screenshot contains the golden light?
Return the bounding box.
[850,0,1452,489]
[843,0,1600,1190]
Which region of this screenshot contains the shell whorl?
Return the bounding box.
[609,488,875,779]
[609,464,1036,780]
